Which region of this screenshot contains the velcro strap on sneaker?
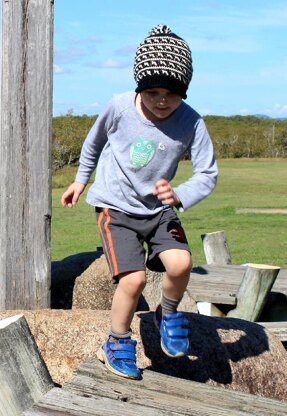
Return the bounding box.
[113,351,136,361]
[163,313,189,338]
[165,326,189,338]
[110,343,136,353]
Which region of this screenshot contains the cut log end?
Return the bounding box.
[247,263,280,270]
[0,314,24,329]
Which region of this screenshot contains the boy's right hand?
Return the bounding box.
[61,182,86,208]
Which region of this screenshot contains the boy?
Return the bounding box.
[61,24,218,379]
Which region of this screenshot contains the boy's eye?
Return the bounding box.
[147,91,158,96]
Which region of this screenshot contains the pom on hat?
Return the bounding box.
[149,24,172,36]
[134,24,193,99]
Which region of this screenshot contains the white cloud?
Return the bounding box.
[270,103,287,117]
[239,108,250,116]
[243,4,287,27]
[190,35,258,53]
[90,102,100,108]
[85,59,131,69]
[53,101,101,116]
[86,35,103,43]
[53,64,73,75]
[115,45,137,56]
[260,65,287,82]
[54,47,86,64]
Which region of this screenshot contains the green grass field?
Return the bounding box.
[52,159,287,267]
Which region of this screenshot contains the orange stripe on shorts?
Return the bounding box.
[97,209,119,277]
[97,210,109,257]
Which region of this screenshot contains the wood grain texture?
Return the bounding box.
[0,315,53,416]
[188,265,287,305]
[0,0,54,309]
[201,231,232,265]
[257,321,287,341]
[23,358,287,415]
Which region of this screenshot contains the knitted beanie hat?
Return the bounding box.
[134,24,193,99]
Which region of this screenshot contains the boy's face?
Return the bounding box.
[139,88,182,121]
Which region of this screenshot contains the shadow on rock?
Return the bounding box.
[51,251,102,309]
[138,311,270,385]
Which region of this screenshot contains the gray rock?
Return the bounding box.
[72,255,116,310]
[138,269,198,313]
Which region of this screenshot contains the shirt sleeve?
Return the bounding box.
[75,100,115,184]
[173,118,218,210]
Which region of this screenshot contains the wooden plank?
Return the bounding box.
[69,359,287,416]
[189,265,287,305]
[188,266,241,304]
[65,374,245,416]
[258,322,287,341]
[22,387,175,416]
[273,268,287,293]
[188,290,236,305]
[23,358,287,415]
[0,0,54,309]
[24,381,287,416]
[0,315,53,416]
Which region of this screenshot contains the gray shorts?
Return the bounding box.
[96,207,191,281]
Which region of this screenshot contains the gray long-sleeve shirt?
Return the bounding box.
[75,91,218,216]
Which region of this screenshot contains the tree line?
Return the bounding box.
[205,115,287,159]
[52,111,287,170]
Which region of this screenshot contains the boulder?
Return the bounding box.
[72,255,116,310]
[0,309,286,401]
[139,269,198,312]
[51,251,101,309]
[72,256,197,312]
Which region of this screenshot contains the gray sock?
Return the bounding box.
[109,328,132,342]
[161,294,182,316]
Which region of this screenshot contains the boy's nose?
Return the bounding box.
[158,95,167,103]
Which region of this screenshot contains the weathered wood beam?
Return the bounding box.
[227,264,280,321]
[258,321,287,342]
[201,231,232,265]
[22,359,287,415]
[66,359,287,416]
[0,315,53,416]
[0,0,54,309]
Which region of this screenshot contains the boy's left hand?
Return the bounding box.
[153,178,181,206]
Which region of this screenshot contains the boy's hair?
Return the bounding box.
[134,24,193,99]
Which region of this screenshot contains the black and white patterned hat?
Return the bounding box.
[134,24,193,99]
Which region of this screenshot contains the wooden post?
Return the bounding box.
[0,0,54,309]
[0,315,53,416]
[227,264,280,321]
[201,231,232,265]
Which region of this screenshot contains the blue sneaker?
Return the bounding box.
[97,337,141,379]
[154,305,189,357]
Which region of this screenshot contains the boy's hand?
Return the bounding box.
[153,178,181,206]
[61,182,86,208]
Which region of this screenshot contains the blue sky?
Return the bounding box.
[16,1,287,118]
[54,0,287,118]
